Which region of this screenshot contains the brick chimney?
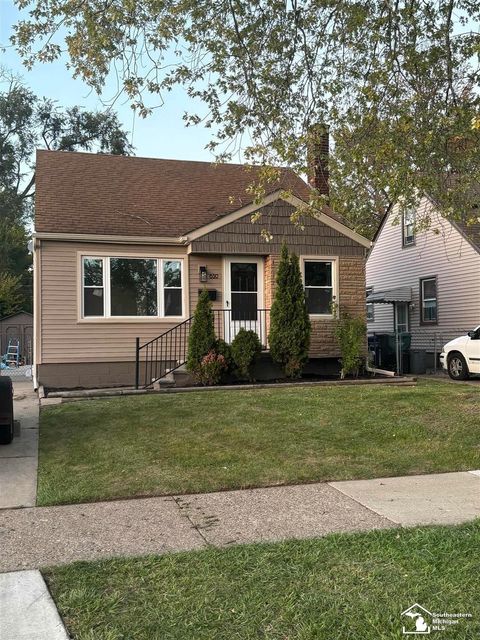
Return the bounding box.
[307,124,329,198]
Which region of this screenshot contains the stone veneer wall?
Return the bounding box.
[264,254,366,358]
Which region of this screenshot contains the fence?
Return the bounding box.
[368,327,473,375]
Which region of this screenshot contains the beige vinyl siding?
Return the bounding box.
[39,241,189,364]
[39,208,368,366]
[188,255,224,310]
[367,197,480,342]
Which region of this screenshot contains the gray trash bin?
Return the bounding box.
[410,349,427,374]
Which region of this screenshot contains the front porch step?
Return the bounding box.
[173,366,196,387]
[153,371,175,389]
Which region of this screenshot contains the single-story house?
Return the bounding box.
[366,195,480,372]
[33,145,371,389]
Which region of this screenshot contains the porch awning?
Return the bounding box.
[367,286,412,304]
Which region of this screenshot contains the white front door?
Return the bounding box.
[223,257,265,345]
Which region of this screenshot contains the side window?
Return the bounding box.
[420,277,437,324]
[403,209,416,246]
[303,260,335,315]
[83,258,104,317]
[366,287,374,322]
[163,260,183,316]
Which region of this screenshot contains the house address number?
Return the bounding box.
[209,273,219,279]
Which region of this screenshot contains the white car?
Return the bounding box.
[440,326,480,380]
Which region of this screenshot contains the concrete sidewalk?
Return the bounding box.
[0,483,392,572]
[0,470,479,572]
[0,380,39,509]
[0,570,69,640]
[331,470,480,526]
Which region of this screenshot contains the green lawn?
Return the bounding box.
[37,380,480,506]
[45,520,480,639]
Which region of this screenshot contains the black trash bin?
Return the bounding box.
[368,333,411,373]
[410,349,427,375]
[368,333,395,369]
[0,376,14,445]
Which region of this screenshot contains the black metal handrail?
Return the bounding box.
[135,308,270,388]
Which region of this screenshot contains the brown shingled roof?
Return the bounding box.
[35,150,317,237]
[454,219,480,252]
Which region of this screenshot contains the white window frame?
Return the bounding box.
[300,256,339,319]
[402,208,416,247]
[80,254,186,321]
[82,257,106,318]
[420,276,438,325]
[162,259,184,318]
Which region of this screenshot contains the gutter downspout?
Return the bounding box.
[366,361,396,377]
[32,237,40,390]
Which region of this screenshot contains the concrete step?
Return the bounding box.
[173,368,196,387]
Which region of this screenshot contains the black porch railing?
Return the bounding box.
[135,308,270,388]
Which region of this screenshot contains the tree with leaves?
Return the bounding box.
[269,244,311,378]
[0,272,24,318]
[11,1,480,237]
[0,69,132,316]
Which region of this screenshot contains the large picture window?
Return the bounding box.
[82,256,183,319]
[420,277,437,324]
[303,259,336,315]
[111,258,158,316]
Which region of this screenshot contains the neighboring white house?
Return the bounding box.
[366,195,480,372]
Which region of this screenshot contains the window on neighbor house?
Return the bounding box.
[420,277,438,324]
[303,259,335,315]
[366,287,374,322]
[402,208,416,246]
[82,257,183,318]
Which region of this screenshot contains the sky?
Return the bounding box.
[0,0,218,161]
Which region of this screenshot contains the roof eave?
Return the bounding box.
[33,232,189,245]
[424,193,480,255]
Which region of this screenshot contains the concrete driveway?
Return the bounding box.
[421,372,480,386]
[0,379,38,509]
